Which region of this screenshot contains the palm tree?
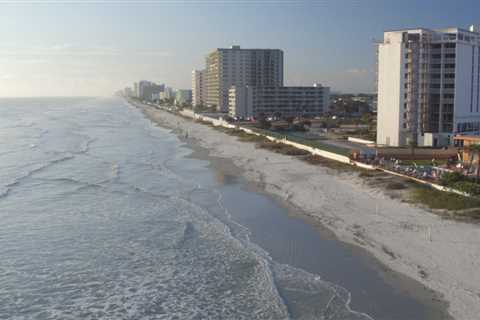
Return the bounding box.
[467,144,480,183]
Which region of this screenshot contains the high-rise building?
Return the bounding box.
[192,69,207,107]
[377,25,480,147]
[228,84,330,119]
[175,89,192,106]
[160,87,174,100]
[205,46,284,112]
[138,81,165,101]
[133,82,139,98]
[124,87,133,97]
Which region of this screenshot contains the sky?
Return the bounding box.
[1,0,480,97]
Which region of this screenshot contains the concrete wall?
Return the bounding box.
[348,137,375,145]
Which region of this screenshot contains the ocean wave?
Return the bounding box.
[0,154,75,201]
[181,185,375,320]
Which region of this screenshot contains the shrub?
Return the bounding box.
[451,181,480,195]
[256,141,285,150]
[283,147,310,156]
[411,187,480,210]
[386,182,407,190]
[440,171,465,186]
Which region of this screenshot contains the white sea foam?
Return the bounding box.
[0,97,375,320]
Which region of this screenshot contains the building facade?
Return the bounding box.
[138,81,165,101]
[133,82,139,98]
[228,84,330,119]
[377,25,480,147]
[206,46,284,112]
[192,69,207,107]
[160,87,174,100]
[175,89,192,106]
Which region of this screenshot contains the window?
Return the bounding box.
[445,73,455,79]
[444,63,455,68]
[445,53,456,59]
[432,64,441,69]
[443,104,454,112]
[444,83,455,89]
[432,54,441,59]
[444,93,454,99]
[445,43,456,48]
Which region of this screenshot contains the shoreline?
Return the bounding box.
[185,140,451,320]
[132,101,480,320]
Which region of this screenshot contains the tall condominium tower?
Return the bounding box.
[377,25,480,147]
[192,69,207,107]
[205,46,284,112]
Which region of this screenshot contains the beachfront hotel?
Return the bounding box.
[205,46,284,112]
[377,25,480,147]
[228,84,330,119]
[137,80,165,102]
[192,69,207,107]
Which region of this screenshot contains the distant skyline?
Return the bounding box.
[1,0,480,97]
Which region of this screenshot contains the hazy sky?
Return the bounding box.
[1,0,479,97]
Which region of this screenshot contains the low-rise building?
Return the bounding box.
[228,84,330,119]
[453,135,480,162]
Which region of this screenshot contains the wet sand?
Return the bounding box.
[132,100,480,320]
[187,143,451,320]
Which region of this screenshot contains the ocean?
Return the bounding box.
[0,97,443,320]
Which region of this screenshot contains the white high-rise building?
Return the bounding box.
[206,46,284,112]
[192,70,207,107]
[377,25,480,147]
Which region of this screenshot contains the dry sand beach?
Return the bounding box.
[137,103,480,320]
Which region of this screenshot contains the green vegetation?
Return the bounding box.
[255,141,310,156]
[237,134,266,143]
[438,171,480,196]
[410,187,480,211]
[451,181,480,196]
[385,182,407,190]
[439,171,465,186]
[302,154,364,172]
